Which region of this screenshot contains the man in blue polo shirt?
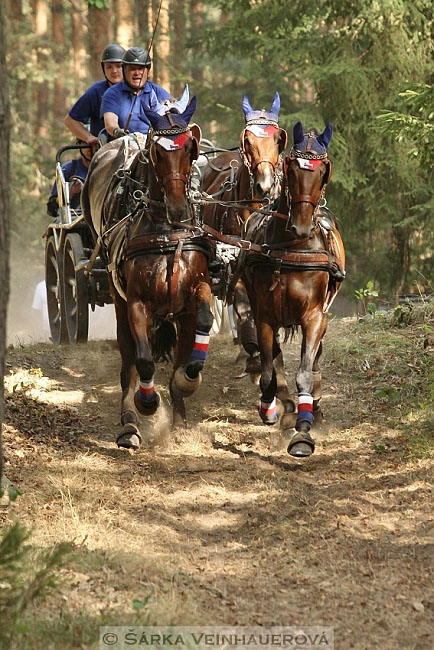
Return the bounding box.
[64,43,125,149]
[101,47,172,139]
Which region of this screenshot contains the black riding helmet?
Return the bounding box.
[100,43,125,75]
[101,43,125,63]
[122,47,152,69]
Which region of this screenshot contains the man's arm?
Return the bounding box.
[64,115,98,148]
[104,111,124,137]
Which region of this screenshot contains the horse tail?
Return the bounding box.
[151,319,177,363]
[282,326,298,343]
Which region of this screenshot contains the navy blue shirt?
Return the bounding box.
[51,158,88,210]
[100,81,171,135]
[68,80,111,137]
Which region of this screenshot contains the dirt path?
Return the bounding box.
[1,322,433,649]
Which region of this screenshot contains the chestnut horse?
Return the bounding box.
[201,93,287,370]
[240,122,345,457]
[82,93,214,449]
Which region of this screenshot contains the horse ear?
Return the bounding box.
[278,128,288,154]
[293,121,304,147]
[144,107,161,129]
[171,83,190,114]
[242,93,254,119]
[190,124,201,161]
[149,89,166,116]
[190,123,201,147]
[270,91,280,117]
[181,96,197,124]
[317,123,333,149]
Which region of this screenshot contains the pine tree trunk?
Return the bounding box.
[32,0,49,147]
[88,2,113,82]
[393,225,410,302]
[0,1,10,481]
[52,0,67,126]
[155,0,170,91]
[170,0,185,97]
[71,5,87,98]
[115,0,134,47]
[6,0,27,112]
[149,0,159,82]
[190,1,203,87]
[135,0,151,44]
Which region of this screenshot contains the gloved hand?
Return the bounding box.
[113,127,128,138]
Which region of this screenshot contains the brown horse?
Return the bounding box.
[201,93,287,368]
[240,121,346,457]
[82,95,214,449]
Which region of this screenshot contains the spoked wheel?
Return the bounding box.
[45,236,69,345]
[210,296,225,335]
[63,233,89,343]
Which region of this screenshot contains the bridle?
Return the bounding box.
[149,121,195,191]
[240,117,284,197]
[284,140,333,228]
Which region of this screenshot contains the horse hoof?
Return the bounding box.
[116,425,141,450]
[117,433,141,450]
[186,361,204,380]
[287,431,315,457]
[134,391,160,416]
[257,406,278,426]
[172,367,202,398]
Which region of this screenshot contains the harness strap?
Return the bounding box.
[125,228,202,254]
[162,172,189,187]
[271,262,282,322]
[250,156,276,172]
[291,193,320,207]
[170,239,184,313]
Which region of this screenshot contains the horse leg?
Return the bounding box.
[128,300,160,419]
[273,332,297,428]
[170,281,213,427]
[233,279,261,382]
[312,341,324,421]
[227,304,239,343]
[288,312,328,457]
[256,320,278,425]
[113,293,142,450]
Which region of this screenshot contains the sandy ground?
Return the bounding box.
[1,321,433,649]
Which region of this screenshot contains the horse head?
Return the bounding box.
[282,121,333,238]
[145,86,200,223]
[240,92,287,199]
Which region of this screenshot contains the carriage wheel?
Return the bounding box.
[210,296,225,335]
[45,236,69,345]
[63,233,89,343]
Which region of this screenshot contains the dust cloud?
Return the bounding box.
[7,261,116,346]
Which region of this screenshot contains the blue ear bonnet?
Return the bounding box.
[147,111,189,131]
[242,91,280,123]
[292,121,333,155]
[144,95,197,131]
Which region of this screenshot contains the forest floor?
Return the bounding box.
[1,305,433,650]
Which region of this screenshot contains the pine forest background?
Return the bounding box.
[5,0,434,305]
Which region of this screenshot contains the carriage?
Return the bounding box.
[44,143,112,345]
